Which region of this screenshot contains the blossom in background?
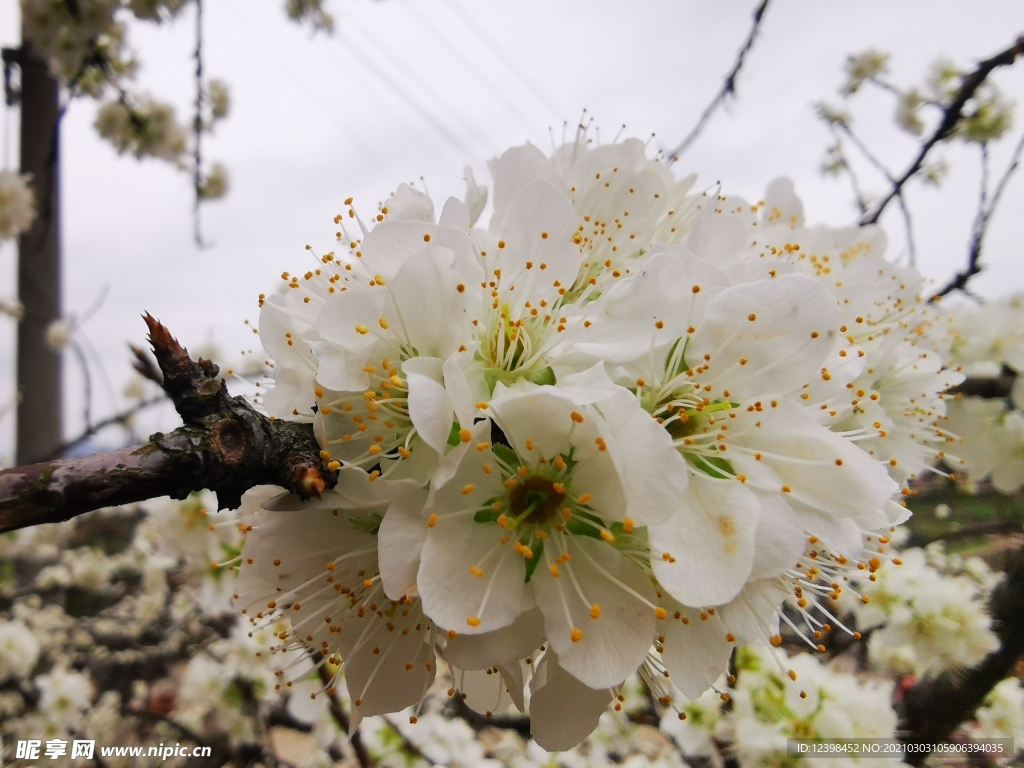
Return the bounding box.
[241,130,963,748]
[94,95,188,162]
[0,170,36,241]
[846,547,999,676]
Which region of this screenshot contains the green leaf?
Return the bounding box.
[523,538,544,582]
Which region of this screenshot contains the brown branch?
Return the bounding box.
[0,314,333,534]
[315,664,374,768]
[862,35,1024,225]
[665,0,771,162]
[899,545,1024,764]
[930,129,1024,302]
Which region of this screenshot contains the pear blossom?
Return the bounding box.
[0,170,36,241]
[241,130,969,748]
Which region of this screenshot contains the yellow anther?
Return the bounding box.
[427,513,439,528]
[460,428,472,443]
[461,484,475,495]
[654,607,667,620]
[570,628,583,642]
[623,517,635,534]
[577,493,592,505]
[355,324,369,335]
[469,566,483,577]
[590,604,601,619]
[466,616,481,627]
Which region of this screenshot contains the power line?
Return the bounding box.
[401,0,543,139]
[437,0,563,122]
[336,11,494,160]
[215,0,400,178]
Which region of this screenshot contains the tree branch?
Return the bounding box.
[899,545,1024,764]
[665,0,771,162]
[929,129,1024,301]
[0,315,333,534]
[861,35,1024,226]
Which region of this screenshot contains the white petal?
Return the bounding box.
[528,653,612,752]
[498,180,580,312]
[418,519,526,634]
[689,274,839,400]
[378,489,429,601]
[450,666,513,716]
[343,600,436,727]
[659,600,733,698]
[443,608,545,670]
[404,356,454,454]
[651,473,758,607]
[597,389,689,527]
[563,250,729,365]
[384,183,434,222]
[727,401,898,520]
[439,195,471,230]
[488,143,561,212]
[533,536,655,689]
[747,491,805,581]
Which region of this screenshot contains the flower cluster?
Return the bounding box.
[845,546,999,676]
[0,170,36,242]
[237,133,962,748]
[943,296,1024,493]
[664,645,902,768]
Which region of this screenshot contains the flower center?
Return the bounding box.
[509,475,566,525]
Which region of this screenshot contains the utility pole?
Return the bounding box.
[8,37,63,464]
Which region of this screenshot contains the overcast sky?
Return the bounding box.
[1,0,1023,459]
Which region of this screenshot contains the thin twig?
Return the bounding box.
[825,132,869,216]
[665,0,771,162]
[192,0,206,247]
[70,340,93,431]
[381,716,437,766]
[930,130,1024,301]
[835,121,917,264]
[862,35,1024,225]
[315,665,373,768]
[39,394,166,462]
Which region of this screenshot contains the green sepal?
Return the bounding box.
[523,538,544,582]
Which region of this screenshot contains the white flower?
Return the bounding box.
[0,170,36,241]
[0,620,41,681]
[842,49,890,95]
[248,131,963,750]
[968,678,1024,746]
[95,95,187,162]
[44,318,73,352]
[234,470,439,729]
[207,79,231,120]
[730,646,901,767]
[36,666,93,729]
[851,548,999,676]
[199,162,230,200]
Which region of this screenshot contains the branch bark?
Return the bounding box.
[861,35,1024,226]
[899,545,1024,764]
[665,0,771,162]
[0,315,333,534]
